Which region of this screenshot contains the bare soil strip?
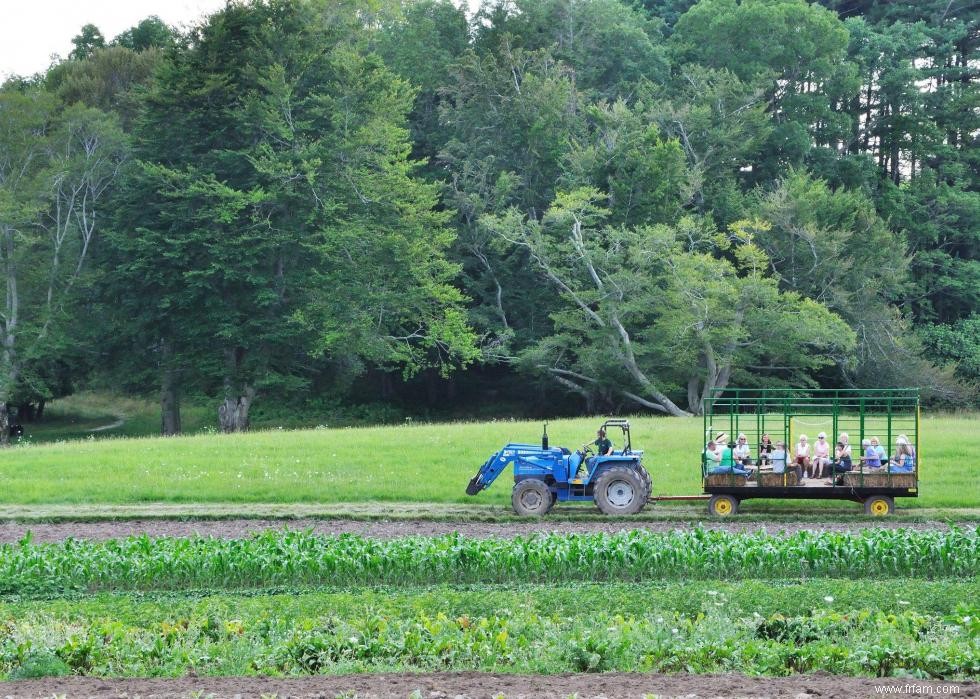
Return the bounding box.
[1,502,977,524]
[0,672,976,698]
[0,516,967,543]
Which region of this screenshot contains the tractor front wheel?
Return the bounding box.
[708,494,739,517]
[594,467,647,515]
[512,479,553,516]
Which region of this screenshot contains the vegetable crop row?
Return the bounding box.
[2,603,977,680]
[1,528,976,594]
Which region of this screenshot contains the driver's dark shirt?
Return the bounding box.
[595,437,613,455]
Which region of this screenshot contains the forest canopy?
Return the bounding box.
[0,0,976,435]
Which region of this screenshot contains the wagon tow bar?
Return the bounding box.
[647,494,711,503]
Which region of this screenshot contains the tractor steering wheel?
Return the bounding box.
[580,443,595,457]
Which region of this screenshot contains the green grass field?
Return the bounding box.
[1,410,975,509]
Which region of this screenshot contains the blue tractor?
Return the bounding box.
[465,419,651,515]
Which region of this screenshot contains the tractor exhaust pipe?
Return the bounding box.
[542,422,549,450]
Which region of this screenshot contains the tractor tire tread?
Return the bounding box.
[512,479,552,517]
[593,466,647,516]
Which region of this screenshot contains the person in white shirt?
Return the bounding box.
[733,433,753,465]
[795,435,811,481]
[733,432,756,479]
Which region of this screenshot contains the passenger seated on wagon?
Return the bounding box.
[703,440,721,468]
[707,440,750,476]
[861,439,881,469]
[734,433,753,466]
[771,441,788,474]
[838,433,852,463]
[812,432,831,479]
[794,435,811,482]
[828,440,853,484]
[713,432,727,459]
[759,433,774,466]
[897,434,916,462]
[889,439,915,473]
[870,436,886,464]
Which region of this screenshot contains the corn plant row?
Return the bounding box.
[0,528,976,594]
[2,605,977,680]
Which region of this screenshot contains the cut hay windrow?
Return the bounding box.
[0,527,975,594]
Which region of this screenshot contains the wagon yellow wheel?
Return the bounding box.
[864,495,894,516]
[708,494,738,517]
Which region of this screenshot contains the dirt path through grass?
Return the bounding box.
[0,516,969,543]
[2,502,979,523]
[87,416,125,432]
[1,672,977,698]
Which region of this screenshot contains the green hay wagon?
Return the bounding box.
[702,388,919,516]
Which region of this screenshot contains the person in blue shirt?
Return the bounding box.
[771,441,788,473]
[889,439,915,473]
[870,436,886,464]
[862,439,881,468]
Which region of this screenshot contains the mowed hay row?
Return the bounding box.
[1,528,976,594]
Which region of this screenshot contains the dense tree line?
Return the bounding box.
[0,0,976,437]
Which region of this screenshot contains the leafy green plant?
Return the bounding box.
[7,651,70,679]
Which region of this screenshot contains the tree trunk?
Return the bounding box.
[217,347,255,433]
[687,376,701,415]
[161,367,181,436]
[0,403,8,446]
[218,386,255,433]
[159,338,181,435]
[36,399,44,421]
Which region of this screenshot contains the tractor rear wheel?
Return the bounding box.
[636,465,653,500]
[512,479,553,516]
[594,467,647,515]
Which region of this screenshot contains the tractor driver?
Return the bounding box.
[594,429,613,457]
[576,428,614,477]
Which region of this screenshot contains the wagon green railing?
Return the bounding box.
[700,388,919,516]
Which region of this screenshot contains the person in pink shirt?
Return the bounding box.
[812,432,831,479]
